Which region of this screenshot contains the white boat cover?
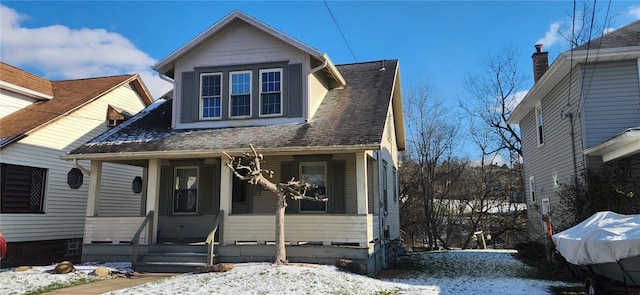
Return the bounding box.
[552,211,640,265]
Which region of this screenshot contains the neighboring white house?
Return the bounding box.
[62,10,405,276]
[508,21,640,238]
[0,62,153,266]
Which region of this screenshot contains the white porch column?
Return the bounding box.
[355,152,369,214]
[219,158,232,244]
[85,160,102,217]
[146,159,161,244]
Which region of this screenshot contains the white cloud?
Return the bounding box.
[506,90,528,113]
[0,5,171,99]
[628,6,640,20]
[535,21,562,48]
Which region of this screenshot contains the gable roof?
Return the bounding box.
[0,62,54,100]
[153,10,345,86]
[64,60,403,160]
[508,21,640,124]
[0,68,154,148]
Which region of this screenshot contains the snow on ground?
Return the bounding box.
[1,251,579,295]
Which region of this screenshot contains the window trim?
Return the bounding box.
[259,68,283,117]
[535,103,544,146]
[199,73,223,120]
[229,70,252,119]
[299,162,327,213]
[528,175,536,204]
[172,166,199,215]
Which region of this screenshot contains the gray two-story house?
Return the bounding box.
[62,10,405,276]
[508,21,640,238]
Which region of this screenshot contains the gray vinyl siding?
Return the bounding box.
[521,68,584,235]
[174,20,309,129]
[581,60,640,148]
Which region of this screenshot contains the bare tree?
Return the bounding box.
[223,145,327,264]
[402,84,461,250]
[559,0,612,48]
[462,46,525,161]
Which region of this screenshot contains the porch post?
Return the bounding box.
[86,160,102,217]
[355,152,369,215]
[146,159,161,244]
[219,157,232,244]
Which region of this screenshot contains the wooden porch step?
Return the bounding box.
[141,252,209,263]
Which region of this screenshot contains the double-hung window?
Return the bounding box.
[299,163,327,212]
[200,73,222,119]
[259,69,282,116]
[230,71,251,118]
[535,103,544,145]
[173,167,198,214]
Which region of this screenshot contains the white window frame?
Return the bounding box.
[199,73,223,120]
[172,166,199,214]
[299,162,327,213]
[229,70,252,118]
[259,68,283,117]
[528,175,536,204]
[535,103,544,146]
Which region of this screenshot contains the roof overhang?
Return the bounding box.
[0,80,54,101]
[583,128,640,162]
[61,144,381,162]
[391,61,406,151]
[508,46,640,124]
[152,10,345,87]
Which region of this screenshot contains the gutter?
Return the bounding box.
[61,144,383,161]
[73,159,91,176]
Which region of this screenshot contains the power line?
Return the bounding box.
[323,0,358,62]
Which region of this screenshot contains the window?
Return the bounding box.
[382,161,388,212]
[541,198,550,216]
[259,69,282,116]
[535,104,544,145]
[67,168,83,189]
[528,176,536,204]
[299,163,326,212]
[200,73,222,119]
[230,71,251,117]
[1,163,46,213]
[173,167,198,214]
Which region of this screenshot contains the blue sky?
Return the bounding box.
[2,1,639,159]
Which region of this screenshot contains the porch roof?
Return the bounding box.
[64,60,399,160]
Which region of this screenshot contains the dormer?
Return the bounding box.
[153,10,345,130]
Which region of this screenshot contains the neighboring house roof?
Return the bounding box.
[65,60,403,159]
[508,20,640,124]
[0,62,54,100]
[583,127,640,162]
[0,67,154,149]
[153,10,345,87]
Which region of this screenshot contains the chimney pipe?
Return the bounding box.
[532,44,549,83]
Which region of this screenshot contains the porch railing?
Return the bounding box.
[131,210,154,269]
[205,210,224,265]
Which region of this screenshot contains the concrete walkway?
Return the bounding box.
[45,273,177,294]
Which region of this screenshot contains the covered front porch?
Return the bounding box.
[79,151,386,274]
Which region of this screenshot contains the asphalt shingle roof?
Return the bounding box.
[68,60,398,155]
[574,20,640,50]
[0,74,136,141]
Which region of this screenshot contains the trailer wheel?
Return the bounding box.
[585,277,597,295]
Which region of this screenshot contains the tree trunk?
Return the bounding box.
[274,191,287,264]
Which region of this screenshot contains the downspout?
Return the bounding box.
[376,151,387,269]
[310,57,328,74]
[158,71,174,85]
[158,71,176,127]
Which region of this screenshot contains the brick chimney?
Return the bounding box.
[532,44,549,83]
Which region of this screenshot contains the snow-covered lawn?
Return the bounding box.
[1,250,579,295]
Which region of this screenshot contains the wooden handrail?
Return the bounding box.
[131,211,154,269]
[205,210,224,265]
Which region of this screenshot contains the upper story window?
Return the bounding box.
[260,69,283,116]
[200,73,222,119]
[230,71,252,118]
[535,103,544,146]
[1,163,46,213]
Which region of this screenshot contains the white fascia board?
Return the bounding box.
[583,129,640,162]
[507,46,640,124]
[0,81,53,100]
[153,10,325,75]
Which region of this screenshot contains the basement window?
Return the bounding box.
[1,163,47,213]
